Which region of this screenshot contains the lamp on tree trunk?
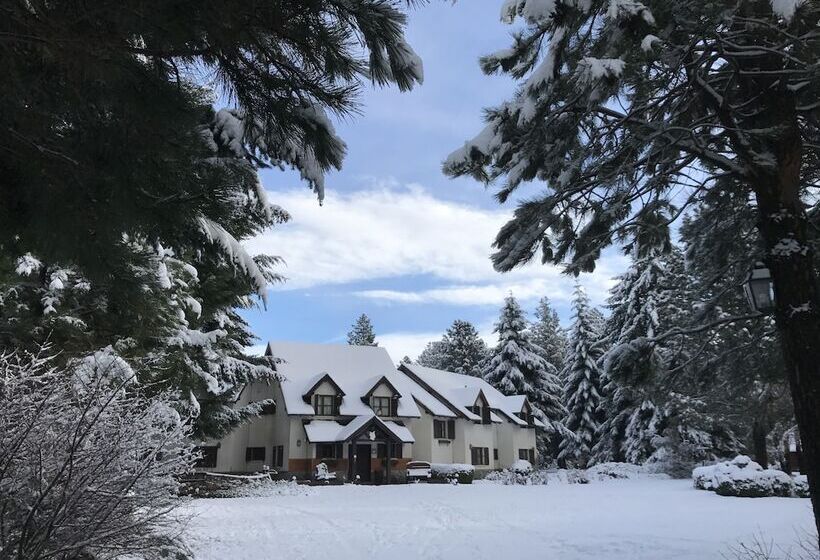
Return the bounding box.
[743,263,775,314]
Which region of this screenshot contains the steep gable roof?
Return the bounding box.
[361,375,402,400]
[301,372,345,403]
[399,363,544,428]
[266,341,421,418]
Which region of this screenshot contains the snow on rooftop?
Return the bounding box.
[303,414,415,443]
[266,342,420,418]
[400,363,536,427]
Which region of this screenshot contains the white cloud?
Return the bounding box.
[377,331,441,362]
[247,181,626,307]
[379,321,496,362]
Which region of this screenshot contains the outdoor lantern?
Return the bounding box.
[743,262,775,313]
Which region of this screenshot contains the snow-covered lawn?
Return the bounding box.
[185,479,813,560]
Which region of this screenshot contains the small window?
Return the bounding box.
[434,419,456,439]
[260,401,276,415]
[493,448,499,461]
[470,447,490,465]
[376,443,403,458]
[518,449,529,461]
[391,443,403,458]
[371,396,391,417]
[314,394,338,416]
[471,447,489,466]
[517,411,534,425]
[195,446,218,468]
[245,447,265,462]
[273,445,284,468]
[316,443,341,459]
[471,404,491,424]
[434,419,446,439]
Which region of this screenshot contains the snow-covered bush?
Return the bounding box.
[484,461,551,486]
[793,475,810,499]
[511,459,533,474]
[183,474,314,499]
[693,456,804,498]
[587,462,647,480]
[431,463,475,484]
[0,347,196,559]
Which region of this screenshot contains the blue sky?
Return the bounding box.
[243,1,627,360]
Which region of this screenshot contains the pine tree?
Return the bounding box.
[441,320,489,376]
[347,314,377,346]
[530,297,567,373]
[417,340,448,370]
[445,0,820,532]
[485,295,566,456]
[594,240,680,464]
[0,1,423,438]
[559,285,606,467]
[416,320,489,376]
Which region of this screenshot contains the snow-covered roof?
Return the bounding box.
[399,364,543,428]
[303,414,415,443]
[266,341,421,418]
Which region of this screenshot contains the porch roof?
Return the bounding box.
[304,414,415,444]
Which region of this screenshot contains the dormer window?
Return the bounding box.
[362,376,401,417]
[515,411,532,424]
[302,373,345,415]
[468,392,492,424]
[515,400,534,425]
[371,396,392,417]
[314,394,339,416]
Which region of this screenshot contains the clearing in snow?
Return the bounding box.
[185,479,813,560]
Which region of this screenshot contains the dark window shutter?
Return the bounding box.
[447,419,455,439]
[390,398,398,417]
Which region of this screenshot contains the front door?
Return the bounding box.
[355,444,371,482]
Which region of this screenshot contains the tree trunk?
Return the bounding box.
[753,117,820,544]
[751,419,769,468]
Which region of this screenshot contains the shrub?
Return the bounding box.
[693,456,804,498]
[484,461,550,486]
[0,347,196,559]
[793,476,810,499]
[430,463,474,484]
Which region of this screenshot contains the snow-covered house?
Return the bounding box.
[199,342,418,483]
[397,364,542,471]
[198,342,541,481]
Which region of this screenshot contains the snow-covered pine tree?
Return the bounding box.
[594,234,680,464]
[530,297,567,373]
[347,314,377,346]
[440,320,489,376]
[559,285,606,467]
[678,191,793,468]
[417,340,448,370]
[445,0,820,533]
[0,1,423,438]
[416,320,489,376]
[485,295,566,456]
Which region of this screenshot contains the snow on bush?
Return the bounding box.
[485,462,670,486]
[0,346,196,559]
[793,475,810,498]
[586,462,669,481]
[693,456,805,498]
[484,461,552,486]
[511,459,533,474]
[431,463,475,484]
[223,477,314,499]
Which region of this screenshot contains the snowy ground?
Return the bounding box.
[184,479,814,560]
